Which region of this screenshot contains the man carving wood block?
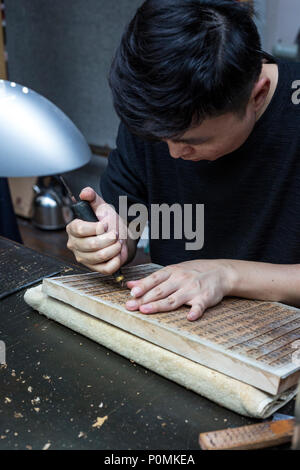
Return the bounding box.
[66,0,300,322]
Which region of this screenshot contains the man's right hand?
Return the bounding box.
[66,187,133,274]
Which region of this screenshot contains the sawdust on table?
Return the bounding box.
[92,416,108,429]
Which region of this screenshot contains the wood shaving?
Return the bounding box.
[4,397,12,403]
[92,416,108,429]
[31,397,40,405]
[42,442,51,450]
[14,412,23,419]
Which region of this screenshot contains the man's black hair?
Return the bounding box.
[109,0,263,141]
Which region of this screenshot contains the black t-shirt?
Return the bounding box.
[100,59,300,266]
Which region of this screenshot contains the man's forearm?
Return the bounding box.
[226,260,300,307]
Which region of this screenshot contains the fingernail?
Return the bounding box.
[140,304,152,313]
[103,223,108,231]
[187,311,198,321]
[131,287,142,297]
[126,300,138,309]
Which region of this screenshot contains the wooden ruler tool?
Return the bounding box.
[199,417,295,450]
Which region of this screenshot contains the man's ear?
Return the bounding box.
[250,77,271,113]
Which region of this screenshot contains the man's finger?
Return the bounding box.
[125,280,177,310]
[66,219,107,238]
[127,269,171,298]
[186,304,206,321]
[137,289,187,314]
[79,187,107,213]
[83,255,122,275]
[68,230,118,253]
[74,241,122,266]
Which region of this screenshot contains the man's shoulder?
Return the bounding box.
[277,59,300,88]
[282,59,300,73]
[271,60,300,120]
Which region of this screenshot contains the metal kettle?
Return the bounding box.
[31,176,74,230]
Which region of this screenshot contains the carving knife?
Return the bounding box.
[59,176,124,286]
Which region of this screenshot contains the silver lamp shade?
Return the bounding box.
[0,79,92,177]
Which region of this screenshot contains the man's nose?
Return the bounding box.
[166,141,193,159]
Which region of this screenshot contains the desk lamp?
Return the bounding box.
[0,79,124,283]
[0,79,91,177]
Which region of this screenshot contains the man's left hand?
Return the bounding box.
[125,260,235,321]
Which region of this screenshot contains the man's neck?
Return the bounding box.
[256,63,279,121]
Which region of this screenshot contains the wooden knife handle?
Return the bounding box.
[199,419,295,450]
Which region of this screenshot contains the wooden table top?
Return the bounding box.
[0,237,294,450]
